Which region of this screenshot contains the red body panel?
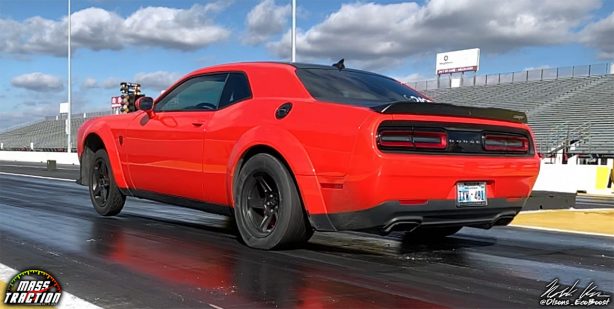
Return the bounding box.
[78,62,540,229]
[124,111,212,200]
[323,113,540,214]
[78,113,138,189]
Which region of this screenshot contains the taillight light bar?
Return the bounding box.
[378,130,447,150]
[483,134,529,152]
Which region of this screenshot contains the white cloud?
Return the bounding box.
[134,71,183,91]
[523,65,551,71]
[71,8,124,51]
[99,78,120,89]
[581,11,614,60]
[11,73,64,92]
[82,78,98,89]
[269,0,601,70]
[393,73,428,83]
[0,2,231,57]
[81,77,120,89]
[123,3,231,50]
[0,17,67,56]
[244,0,291,45]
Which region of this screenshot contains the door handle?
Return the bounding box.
[191,122,204,127]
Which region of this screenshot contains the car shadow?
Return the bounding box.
[398,230,498,254]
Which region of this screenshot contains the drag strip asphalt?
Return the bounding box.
[0,161,613,308]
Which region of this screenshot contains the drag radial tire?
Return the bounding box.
[89,149,125,216]
[234,153,312,250]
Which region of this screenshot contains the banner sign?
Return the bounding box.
[436,48,480,74]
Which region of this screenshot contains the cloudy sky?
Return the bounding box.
[0,0,613,129]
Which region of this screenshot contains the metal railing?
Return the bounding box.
[539,121,592,155]
[44,111,111,121]
[410,63,613,91]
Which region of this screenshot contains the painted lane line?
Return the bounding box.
[510,224,614,238]
[0,172,74,182]
[0,263,101,309]
[519,208,614,213]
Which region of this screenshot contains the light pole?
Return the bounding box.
[66,0,72,153]
[291,0,296,62]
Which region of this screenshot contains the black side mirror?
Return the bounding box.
[135,97,155,118]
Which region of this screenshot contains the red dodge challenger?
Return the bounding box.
[77,62,540,249]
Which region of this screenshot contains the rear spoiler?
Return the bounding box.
[370,102,528,124]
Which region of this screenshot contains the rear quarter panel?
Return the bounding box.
[201,64,374,212]
[204,97,373,212]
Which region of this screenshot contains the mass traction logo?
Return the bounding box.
[4,269,62,306]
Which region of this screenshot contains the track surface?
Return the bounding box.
[1,161,613,308]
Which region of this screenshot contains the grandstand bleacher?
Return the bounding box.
[0,112,109,152]
[423,74,614,154]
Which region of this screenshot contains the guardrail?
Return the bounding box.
[410,63,613,91]
[540,121,592,155]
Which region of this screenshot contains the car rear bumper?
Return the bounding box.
[309,198,525,233]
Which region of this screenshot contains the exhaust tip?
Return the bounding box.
[383,220,421,234]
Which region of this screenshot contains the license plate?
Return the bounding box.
[456,182,487,207]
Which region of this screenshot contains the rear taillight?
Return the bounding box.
[413,131,448,149]
[483,134,529,152]
[378,130,447,150]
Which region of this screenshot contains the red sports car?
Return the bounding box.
[77,62,540,249]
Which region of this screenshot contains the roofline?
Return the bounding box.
[188,61,395,80]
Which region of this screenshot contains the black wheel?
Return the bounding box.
[405,226,462,241]
[89,149,125,216]
[234,153,312,249]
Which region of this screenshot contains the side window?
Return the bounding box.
[155,74,228,112]
[218,73,252,109]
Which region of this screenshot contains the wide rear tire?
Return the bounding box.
[234,153,312,250]
[89,149,125,216]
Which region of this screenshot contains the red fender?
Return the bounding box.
[226,125,327,215]
[79,120,130,189]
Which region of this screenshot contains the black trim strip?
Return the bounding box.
[121,189,232,216]
[371,102,528,124]
[309,198,525,232]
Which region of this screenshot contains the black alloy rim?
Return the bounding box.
[242,172,280,236]
[92,158,110,205]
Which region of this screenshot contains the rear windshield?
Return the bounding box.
[296,68,430,106]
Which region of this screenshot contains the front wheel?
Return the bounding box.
[89,149,125,216]
[234,153,312,250]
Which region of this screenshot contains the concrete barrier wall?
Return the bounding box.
[0,151,79,165]
[533,162,613,194]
